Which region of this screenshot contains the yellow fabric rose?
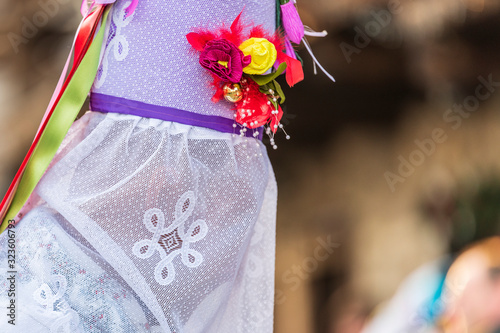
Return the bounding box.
[239,38,277,75]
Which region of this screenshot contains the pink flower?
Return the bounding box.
[199,39,251,83]
[280,1,305,44]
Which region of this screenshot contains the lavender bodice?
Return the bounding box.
[91,0,276,120]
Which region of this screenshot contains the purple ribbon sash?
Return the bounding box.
[90,93,263,140]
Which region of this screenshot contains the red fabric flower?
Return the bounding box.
[199,39,251,83]
[235,79,283,133]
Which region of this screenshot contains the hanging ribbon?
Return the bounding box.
[81,0,138,18]
[0,6,111,233]
[279,0,335,82]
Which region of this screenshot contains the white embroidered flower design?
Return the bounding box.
[93,0,133,88]
[132,191,208,285]
[32,275,81,332]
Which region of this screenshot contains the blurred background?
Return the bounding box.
[2,0,500,332]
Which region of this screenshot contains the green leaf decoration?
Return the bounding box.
[295,51,304,66]
[273,79,286,104]
[249,62,287,86]
[259,80,285,104]
[258,80,286,105]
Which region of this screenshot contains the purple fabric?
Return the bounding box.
[199,39,251,83]
[90,93,263,140]
[81,0,137,17]
[280,2,304,44]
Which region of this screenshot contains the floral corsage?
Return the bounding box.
[186,11,304,145]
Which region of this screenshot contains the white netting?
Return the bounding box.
[0,111,277,332]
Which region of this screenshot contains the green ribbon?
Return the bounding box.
[0,8,110,233]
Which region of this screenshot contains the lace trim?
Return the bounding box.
[32,274,81,332]
[132,191,209,285]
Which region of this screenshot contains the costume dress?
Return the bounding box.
[0,1,277,332]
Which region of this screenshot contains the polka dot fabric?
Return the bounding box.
[92,0,277,118]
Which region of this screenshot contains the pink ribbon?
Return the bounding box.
[81,0,138,17]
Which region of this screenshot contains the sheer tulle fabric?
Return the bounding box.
[0,112,277,332]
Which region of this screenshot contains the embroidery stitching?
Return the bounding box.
[132,191,208,285]
[94,1,134,88]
